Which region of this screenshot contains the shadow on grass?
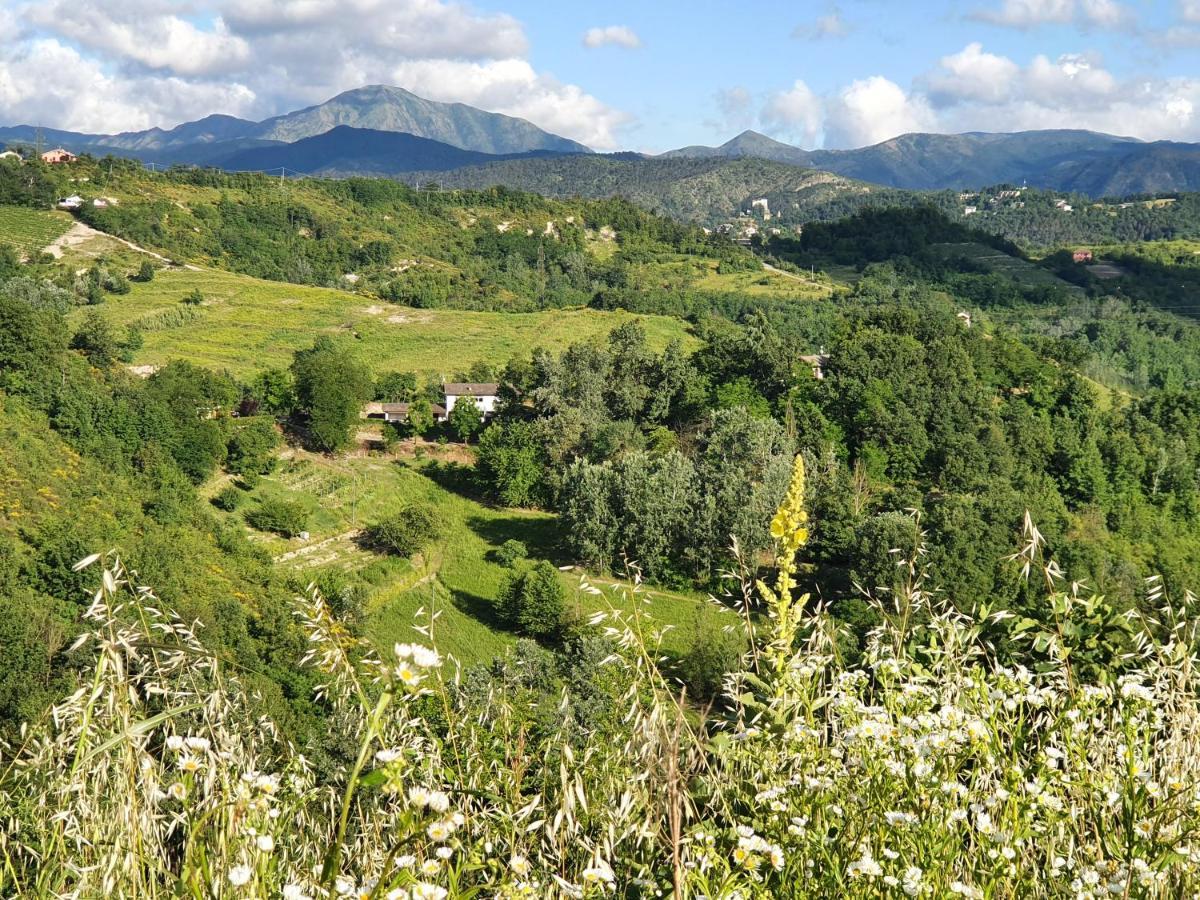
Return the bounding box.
[448,587,506,631]
[409,459,487,502]
[465,514,562,562]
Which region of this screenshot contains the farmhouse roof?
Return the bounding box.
[443,382,499,396]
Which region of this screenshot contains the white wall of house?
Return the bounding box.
[444,393,498,416]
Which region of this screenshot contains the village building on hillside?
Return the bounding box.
[799,353,829,381]
[364,382,499,427]
[41,148,77,164]
[363,401,446,424]
[443,383,499,417]
[0,150,22,161]
[1073,249,1094,263]
[56,195,83,210]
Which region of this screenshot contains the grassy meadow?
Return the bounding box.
[76,266,699,377]
[209,443,724,667]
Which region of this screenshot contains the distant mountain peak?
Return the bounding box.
[248,84,591,155]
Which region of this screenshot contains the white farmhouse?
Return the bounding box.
[443,382,500,418]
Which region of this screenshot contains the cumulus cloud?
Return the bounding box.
[0,0,627,148]
[825,76,936,147]
[582,25,641,49]
[975,0,1130,28]
[792,7,850,39]
[1185,0,1200,21]
[761,81,824,146]
[922,44,1200,141]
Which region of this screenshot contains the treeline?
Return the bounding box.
[466,275,1200,659]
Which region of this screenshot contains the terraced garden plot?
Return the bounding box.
[0,205,73,256]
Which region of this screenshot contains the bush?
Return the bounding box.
[134,261,156,282]
[226,419,280,477]
[182,288,204,306]
[211,484,244,511]
[494,539,528,567]
[497,560,567,640]
[244,497,308,537]
[364,504,440,557]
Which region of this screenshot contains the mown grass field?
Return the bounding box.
[0,205,73,256]
[78,266,699,377]
[209,447,726,667]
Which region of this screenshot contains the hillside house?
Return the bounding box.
[0,150,21,161]
[1073,249,1094,263]
[56,195,83,209]
[443,383,499,417]
[799,353,829,381]
[41,148,76,164]
[363,401,447,424]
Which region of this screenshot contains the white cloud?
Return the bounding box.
[25,2,250,77]
[825,76,936,147]
[761,81,824,146]
[975,0,1130,28]
[927,42,1020,104]
[1182,0,1200,22]
[0,0,627,148]
[923,44,1200,141]
[0,38,256,134]
[582,25,641,49]
[792,7,850,39]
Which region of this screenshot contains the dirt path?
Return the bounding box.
[44,220,201,269]
[762,262,810,282]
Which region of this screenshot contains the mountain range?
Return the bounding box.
[661,129,1200,196]
[0,85,589,166]
[3,84,1200,203]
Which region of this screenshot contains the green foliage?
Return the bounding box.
[497,559,567,640]
[70,309,119,368]
[245,497,309,537]
[494,539,528,567]
[134,260,156,282]
[406,398,435,436]
[290,337,373,452]
[364,503,441,557]
[447,397,483,443]
[226,419,280,477]
[475,421,548,507]
[182,287,204,306]
[212,484,244,511]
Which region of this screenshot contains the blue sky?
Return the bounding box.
[2,0,1199,151]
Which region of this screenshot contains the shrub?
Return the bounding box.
[211,484,244,511]
[364,504,440,557]
[244,497,308,537]
[494,539,528,567]
[134,261,156,282]
[497,560,567,639]
[182,288,204,306]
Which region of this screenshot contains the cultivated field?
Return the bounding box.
[931,241,1084,293]
[0,205,73,256]
[77,267,699,377]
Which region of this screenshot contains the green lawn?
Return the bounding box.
[213,449,726,668]
[80,267,698,377]
[0,205,73,256]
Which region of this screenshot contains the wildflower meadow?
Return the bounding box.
[4,456,1200,898]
